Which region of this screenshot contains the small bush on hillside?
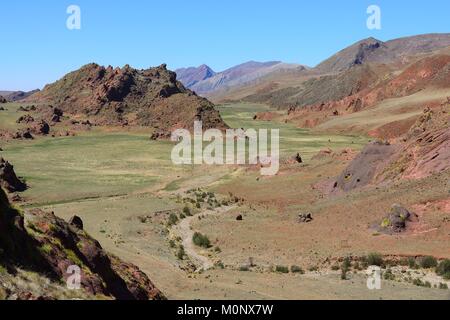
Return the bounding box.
[383,269,395,281]
[275,265,289,274]
[342,257,351,271]
[169,240,176,248]
[420,256,438,269]
[436,259,450,280]
[192,232,211,248]
[366,253,383,266]
[341,269,347,280]
[408,257,419,269]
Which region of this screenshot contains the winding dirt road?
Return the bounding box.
[172,206,235,271]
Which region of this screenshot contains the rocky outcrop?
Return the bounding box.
[0,158,27,192]
[378,204,418,233]
[332,106,450,193]
[0,187,165,300]
[27,63,228,138]
[332,141,398,192]
[381,107,450,180]
[0,159,164,300]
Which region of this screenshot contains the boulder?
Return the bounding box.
[16,114,35,124]
[32,120,50,135]
[0,95,7,103]
[293,153,303,163]
[13,129,34,140]
[68,215,84,230]
[298,213,313,223]
[0,158,27,192]
[236,214,243,221]
[380,204,417,233]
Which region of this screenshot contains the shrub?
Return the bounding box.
[407,257,419,269]
[169,240,176,248]
[436,259,450,280]
[342,257,351,271]
[183,206,191,216]
[439,283,448,290]
[177,246,185,260]
[168,213,179,226]
[366,253,383,266]
[384,269,395,281]
[412,278,424,287]
[419,256,437,269]
[290,265,304,274]
[192,232,211,248]
[214,246,221,253]
[179,213,186,220]
[412,278,431,287]
[275,265,289,273]
[39,244,53,255]
[341,269,347,280]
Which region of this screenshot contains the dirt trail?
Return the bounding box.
[172,206,235,271]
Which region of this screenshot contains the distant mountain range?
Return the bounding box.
[182,33,450,105]
[176,61,307,96]
[315,33,450,74]
[0,89,40,102]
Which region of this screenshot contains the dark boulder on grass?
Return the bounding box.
[32,120,50,135]
[0,158,27,192]
[16,114,35,124]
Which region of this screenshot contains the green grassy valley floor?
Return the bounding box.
[1,102,449,299]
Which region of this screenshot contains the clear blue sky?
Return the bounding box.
[1,0,449,91]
